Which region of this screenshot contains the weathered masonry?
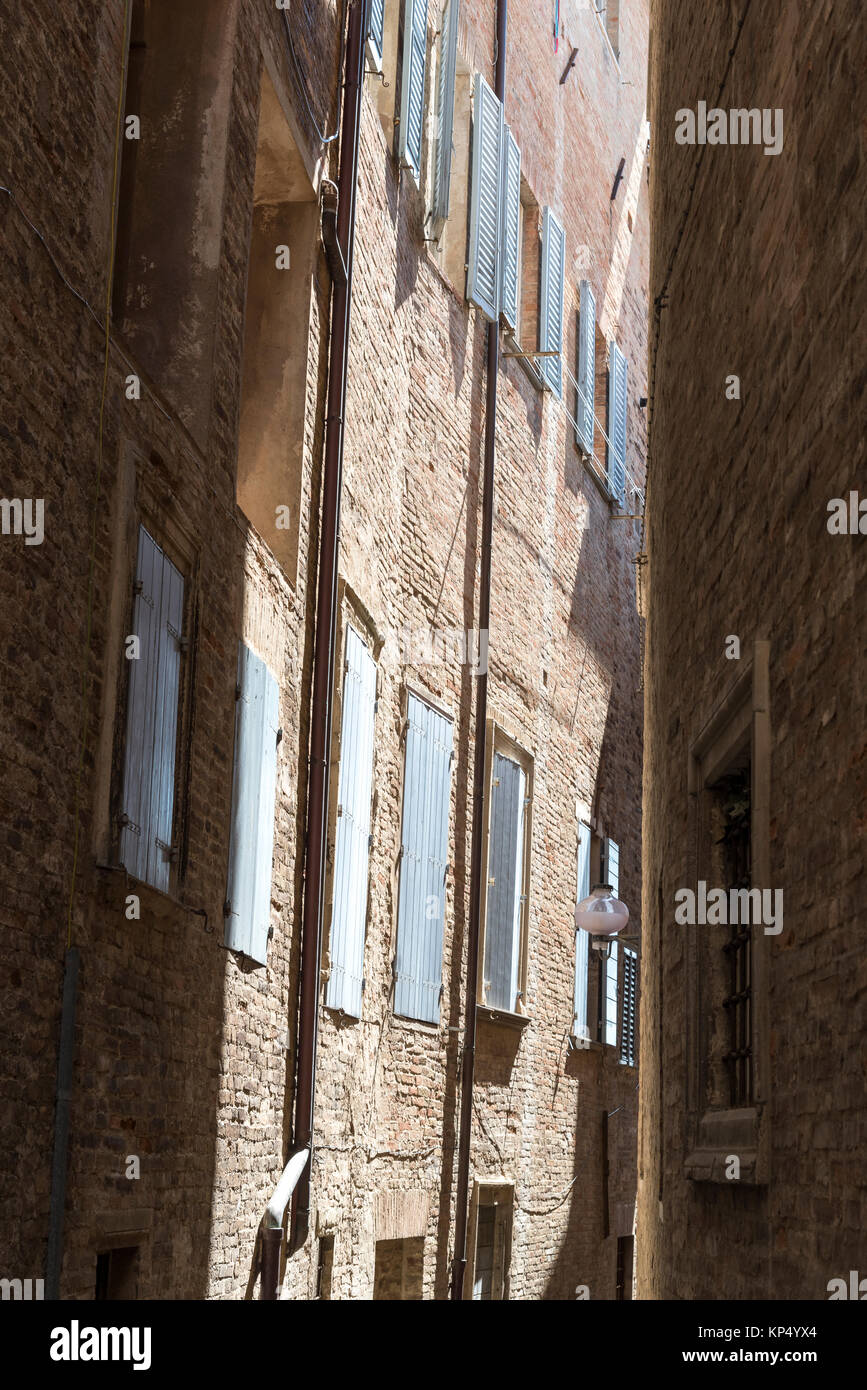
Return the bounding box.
[0,0,648,1299]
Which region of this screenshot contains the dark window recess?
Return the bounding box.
[95,1246,139,1300]
[616,1234,634,1300]
[316,1235,334,1300]
[717,768,753,1107]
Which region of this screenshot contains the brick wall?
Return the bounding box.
[0,0,648,1300]
[638,0,866,1300]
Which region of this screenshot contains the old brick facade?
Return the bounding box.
[638,0,866,1299]
[1,0,647,1300]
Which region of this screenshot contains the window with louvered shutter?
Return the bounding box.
[224,641,280,965]
[483,753,527,1012]
[499,127,521,332]
[575,280,596,454]
[539,205,566,397]
[620,945,637,1066]
[602,836,620,1045]
[573,821,592,1038]
[607,341,628,502]
[367,0,386,71]
[430,0,459,237]
[326,629,377,1017]
[398,0,429,182]
[467,72,503,323]
[394,693,453,1023]
[120,525,184,893]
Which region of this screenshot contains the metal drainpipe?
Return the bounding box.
[450,0,508,1303]
[277,0,367,1283]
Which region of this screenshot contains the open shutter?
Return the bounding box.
[483,753,526,1012]
[499,127,521,332]
[430,0,459,237]
[467,72,503,323]
[120,525,183,893]
[539,206,566,396]
[573,821,592,1037]
[326,629,377,1017]
[621,946,637,1065]
[367,0,385,71]
[394,693,453,1022]
[225,642,280,965]
[575,280,596,454]
[607,341,628,502]
[398,0,428,181]
[603,835,620,1045]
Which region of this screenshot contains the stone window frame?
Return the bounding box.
[683,640,771,1184]
[476,720,534,1029]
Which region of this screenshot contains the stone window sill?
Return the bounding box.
[476,1004,531,1031]
[684,1106,764,1185]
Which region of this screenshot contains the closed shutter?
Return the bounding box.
[607,341,628,502]
[224,641,280,965]
[539,206,566,397]
[394,693,453,1022]
[398,0,429,181]
[575,280,596,454]
[573,821,592,1037]
[326,629,377,1017]
[483,753,527,1012]
[620,946,637,1065]
[467,72,503,323]
[120,525,184,893]
[430,0,459,237]
[499,127,521,333]
[367,0,386,71]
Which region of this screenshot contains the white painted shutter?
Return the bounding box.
[367,0,386,71]
[607,341,628,502]
[573,821,592,1037]
[326,629,377,1017]
[398,0,429,181]
[603,835,620,1046]
[621,946,637,1065]
[499,126,521,332]
[394,693,453,1022]
[467,72,503,323]
[539,206,565,397]
[575,279,596,454]
[483,753,527,1012]
[224,642,280,965]
[430,0,459,237]
[120,525,184,893]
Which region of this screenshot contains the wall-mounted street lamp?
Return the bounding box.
[575,883,630,960]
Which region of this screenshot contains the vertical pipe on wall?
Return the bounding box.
[45,947,80,1299]
[285,0,368,1270]
[450,0,508,1302]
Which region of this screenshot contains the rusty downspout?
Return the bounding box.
[450,0,508,1302]
[283,0,367,1276]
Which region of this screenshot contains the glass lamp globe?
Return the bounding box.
[574,883,629,937]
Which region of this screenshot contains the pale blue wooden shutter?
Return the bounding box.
[620,946,637,1065]
[499,127,521,332]
[483,754,526,1011]
[225,642,280,965]
[540,206,565,396]
[430,0,459,238]
[394,693,453,1022]
[398,0,428,181]
[603,835,620,1045]
[326,629,377,1017]
[367,0,386,71]
[467,72,503,323]
[575,280,596,454]
[573,821,592,1037]
[607,341,627,502]
[120,525,184,893]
